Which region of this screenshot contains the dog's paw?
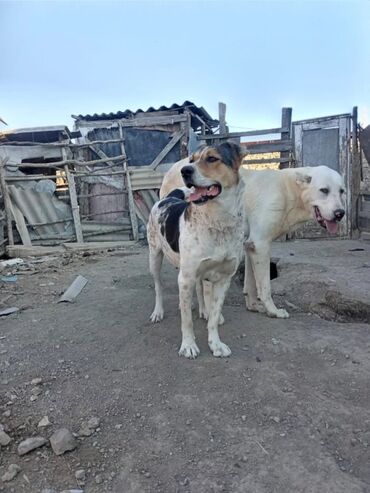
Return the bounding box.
[208,340,231,358]
[178,340,200,359]
[218,313,225,325]
[150,309,164,323]
[199,308,208,320]
[245,298,266,313]
[267,308,289,319]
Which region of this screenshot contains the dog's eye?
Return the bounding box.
[206,156,218,163]
[340,188,345,194]
[319,188,329,195]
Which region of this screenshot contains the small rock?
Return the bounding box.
[38,416,51,428]
[50,428,77,455]
[1,463,21,482]
[31,377,43,385]
[31,386,42,396]
[18,436,47,455]
[241,415,247,422]
[78,424,93,437]
[30,395,39,402]
[114,424,122,430]
[75,469,86,481]
[3,409,11,417]
[271,416,281,423]
[95,474,103,484]
[0,430,12,446]
[87,417,100,429]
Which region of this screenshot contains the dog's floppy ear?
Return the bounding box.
[216,141,244,169]
[295,171,312,186]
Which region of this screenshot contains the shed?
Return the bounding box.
[72,101,218,239]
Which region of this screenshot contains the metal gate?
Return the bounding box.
[292,113,352,238]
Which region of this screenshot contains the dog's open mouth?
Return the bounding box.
[187,184,222,204]
[314,206,339,234]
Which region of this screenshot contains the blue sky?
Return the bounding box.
[0,0,369,131]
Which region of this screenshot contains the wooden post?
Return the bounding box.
[62,144,84,243]
[218,102,228,137]
[64,165,84,243]
[352,106,360,237]
[118,122,139,241]
[0,159,14,245]
[280,107,292,169]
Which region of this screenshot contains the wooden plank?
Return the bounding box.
[244,140,293,153]
[63,240,137,251]
[218,102,228,135]
[8,201,32,246]
[280,107,292,169]
[293,113,351,125]
[243,157,291,165]
[6,245,64,257]
[118,122,139,241]
[64,164,84,243]
[149,130,184,170]
[197,127,289,141]
[360,201,370,214]
[0,159,14,245]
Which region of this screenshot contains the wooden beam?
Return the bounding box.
[64,163,84,243]
[218,102,228,135]
[8,199,32,246]
[197,127,289,141]
[244,140,293,153]
[0,159,14,245]
[118,122,139,241]
[243,157,291,165]
[280,107,292,169]
[149,130,184,170]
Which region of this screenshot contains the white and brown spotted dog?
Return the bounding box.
[160,160,346,319]
[147,142,245,359]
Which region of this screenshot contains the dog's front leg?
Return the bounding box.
[249,243,289,319]
[207,279,232,357]
[196,279,207,320]
[199,280,225,325]
[243,247,265,314]
[149,247,164,322]
[178,271,200,359]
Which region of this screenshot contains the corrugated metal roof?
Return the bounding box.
[72,101,218,128]
[0,126,72,144]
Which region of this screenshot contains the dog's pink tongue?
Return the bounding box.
[188,187,207,202]
[325,220,339,234]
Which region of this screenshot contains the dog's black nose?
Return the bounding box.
[334,208,345,220]
[181,166,194,179]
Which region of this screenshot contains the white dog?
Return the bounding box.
[148,142,245,358]
[160,161,346,319]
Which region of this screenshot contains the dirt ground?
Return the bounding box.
[0,239,370,493]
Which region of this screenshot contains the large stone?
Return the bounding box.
[50,428,77,455]
[17,436,47,455]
